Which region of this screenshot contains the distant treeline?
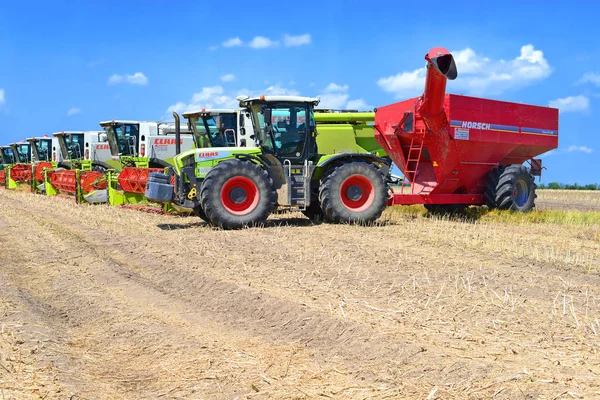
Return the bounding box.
[538,183,599,190]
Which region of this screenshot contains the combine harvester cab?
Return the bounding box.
[100,119,196,211]
[44,131,113,203]
[6,141,33,190]
[26,136,56,193]
[374,47,558,212]
[0,146,16,188]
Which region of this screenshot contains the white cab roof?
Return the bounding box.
[182,108,239,117]
[237,95,320,105]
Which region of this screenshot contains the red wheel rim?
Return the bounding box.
[340,174,375,212]
[220,176,260,216]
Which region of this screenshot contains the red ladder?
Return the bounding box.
[400,131,426,194]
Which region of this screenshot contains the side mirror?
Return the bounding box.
[99,133,108,142]
[262,107,272,125]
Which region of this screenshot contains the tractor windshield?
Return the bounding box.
[14,144,31,163]
[251,102,315,160]
[105,123,140,156]
[59,134,85,160]
[188,114,237,148]
[33,139,52,161]
[1,148,14,165]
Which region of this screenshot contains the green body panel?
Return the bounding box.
[6,166,17,189]
[173,148,262,177]
[313,113,386,158]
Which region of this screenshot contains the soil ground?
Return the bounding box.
[0,188,599,399]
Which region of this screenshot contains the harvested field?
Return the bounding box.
[537,189,600,212]
[0,189,599,399]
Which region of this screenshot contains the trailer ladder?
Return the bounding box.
[400,130,425,194]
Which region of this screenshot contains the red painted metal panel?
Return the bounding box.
[50,170,77,193]
[80,172,107,193]
[118,167,164,194]
[34,162,54,182]
[10,164,32,182]
[0,170,5,184]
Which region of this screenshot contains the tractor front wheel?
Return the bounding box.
[200,159,276,229]
[193,204,209,222]
[485,165,536,212]
[319,162,387,224]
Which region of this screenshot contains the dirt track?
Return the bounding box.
[0,189,599,399]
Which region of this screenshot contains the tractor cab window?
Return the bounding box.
[253,103,314,160]
[34,139,52,161]
[16,144,31,163]
[63,134,84,159]
[106,124,140,156]
[189,114,237,147]
[1,148,14,164]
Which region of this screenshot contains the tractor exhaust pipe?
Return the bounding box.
[420,47,457,133]
[173,112,181,155]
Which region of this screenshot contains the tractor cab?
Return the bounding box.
[238,95,319,164]
[0,146,15,165]
[10,142,32,163]
[26,136,53,162]
[182,109,253,148]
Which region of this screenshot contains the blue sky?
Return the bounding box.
[1,0,598,184]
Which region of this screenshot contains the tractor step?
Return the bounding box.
[284,162,314,208]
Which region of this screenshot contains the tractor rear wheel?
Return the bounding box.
[319,161,387,224]
[193,204,209,222]
[200,159,276,229]
[485,165,536,212]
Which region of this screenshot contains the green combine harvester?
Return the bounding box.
[0,146,16,187]
[146,96,392,228]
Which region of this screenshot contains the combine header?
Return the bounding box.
[44,131,112,202]
[374,47,558,212]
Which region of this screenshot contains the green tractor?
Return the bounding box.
[146,96,391,229]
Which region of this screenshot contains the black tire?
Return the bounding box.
[92,163,108,174]
[301,200,326,223]
[193,204,209,222]
[485,164,536,212]
[200,159,276,229]
[319,161,388,224]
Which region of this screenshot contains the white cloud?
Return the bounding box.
[316,82,373,110]
[223,37,243,47]
[249,36,279,49]
[542,145,593,158]
[378,45,552,98]
[324,83,349,92]
[208,45,219,51]
[166,84,299,116]
[220,73,236,82]
[578,72,600,87]
[0,89,5,104]
[108,72,148,86]
[346,98,373,111]
[283,34,311,47]
[548,95,589,113]
[567,145,593,154]
[67,107,81,116]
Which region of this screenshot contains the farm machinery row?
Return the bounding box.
[1,47,559,229]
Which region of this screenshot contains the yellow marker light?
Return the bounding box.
[260,94,265,100]
[433,161,438,167]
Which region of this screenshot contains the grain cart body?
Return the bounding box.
[374,47,558,207]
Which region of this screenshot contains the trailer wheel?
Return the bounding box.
[200,159,276,229]
[319,162,387,224]
[485,165,536,212]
